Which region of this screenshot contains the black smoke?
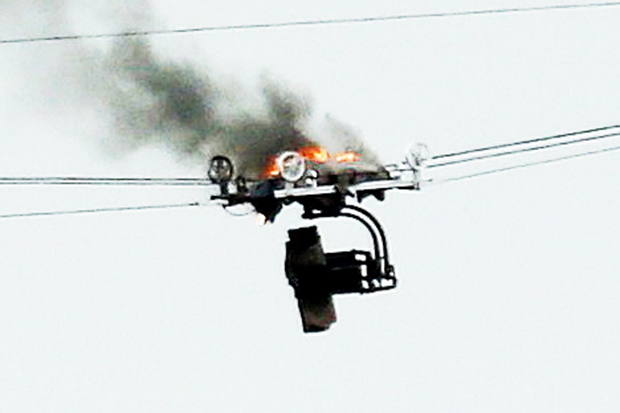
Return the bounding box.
[3,1,380,178]
[105,38,324,177]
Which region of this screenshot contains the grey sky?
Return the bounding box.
[1,1,620,412]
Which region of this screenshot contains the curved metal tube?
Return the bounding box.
[340,212,381,264]
[342,205,390,269]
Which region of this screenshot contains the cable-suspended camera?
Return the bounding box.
[208,143,430,332]
[4,124,620,330]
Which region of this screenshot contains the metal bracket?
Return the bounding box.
[301,204,397,293]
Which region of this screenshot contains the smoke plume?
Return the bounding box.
[104,38,317,177]
[4,1,380,178]
[104,37,380,177]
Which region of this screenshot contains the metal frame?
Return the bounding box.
[301,204,396,293]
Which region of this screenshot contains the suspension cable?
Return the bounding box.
[2,2,620,45]
[0,202,200,220]
[432,124,620,160]
[0,177,212,186]
[434,145,620,183]
[429,130,620,168]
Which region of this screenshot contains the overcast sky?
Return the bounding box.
[1,1,620,412]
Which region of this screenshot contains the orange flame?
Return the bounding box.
[268,165,280,177]
[299,146,330,163]
[266,156,280,177]
[334,151,361,163]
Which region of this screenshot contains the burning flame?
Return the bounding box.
[334,151,361,163]
[264,147,361,178]
[299,146,330,163]
[268,164,280,177]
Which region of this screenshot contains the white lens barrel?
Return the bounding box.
[276,151,306,182]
